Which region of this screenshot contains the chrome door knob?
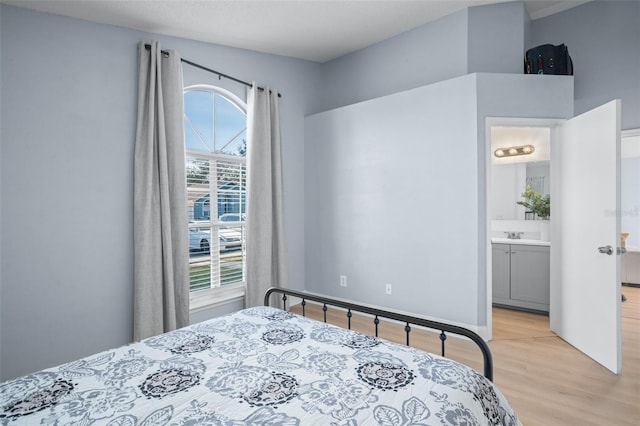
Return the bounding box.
[598,245,614,255]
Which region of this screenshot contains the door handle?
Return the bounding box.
[617,247,627,255]
[598,245,614,255]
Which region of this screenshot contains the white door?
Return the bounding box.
[550,100,622,374]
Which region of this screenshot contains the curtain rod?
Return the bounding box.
[144,44,281,97]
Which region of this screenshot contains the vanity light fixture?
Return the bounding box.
[494,144,535,158]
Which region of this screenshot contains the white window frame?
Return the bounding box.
[185,85,247,312]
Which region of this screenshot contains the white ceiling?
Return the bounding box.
[1,0,591,63]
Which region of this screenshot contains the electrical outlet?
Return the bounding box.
[340,275,347,287]
[385,283,392,295]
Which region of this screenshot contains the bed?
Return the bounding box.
[1,288,520,425]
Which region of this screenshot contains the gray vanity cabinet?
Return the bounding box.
[492,244,511,300]
[492,243,550,312]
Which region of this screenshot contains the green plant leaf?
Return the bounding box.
[517,184,550,219]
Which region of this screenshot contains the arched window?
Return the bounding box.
[184,85,247,302]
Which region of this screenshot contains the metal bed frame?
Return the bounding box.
[264,287,493,381]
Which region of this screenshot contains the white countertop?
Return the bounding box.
[492,238,550,246]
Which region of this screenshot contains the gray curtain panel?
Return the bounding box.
[245,85,289,308]
[133,41,189,340]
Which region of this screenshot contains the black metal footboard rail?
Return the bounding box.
[264,287,493,381]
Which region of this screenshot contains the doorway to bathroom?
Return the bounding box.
[487,122,553,335]
[485,100,623,374]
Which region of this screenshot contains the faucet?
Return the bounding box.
[505,231,523,239]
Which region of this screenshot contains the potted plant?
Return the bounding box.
[517,184,550,220]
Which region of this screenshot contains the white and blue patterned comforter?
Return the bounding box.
[0,307,520,425]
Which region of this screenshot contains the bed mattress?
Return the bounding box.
[0,306,520,425]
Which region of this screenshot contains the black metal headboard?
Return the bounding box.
[264,287,493,381]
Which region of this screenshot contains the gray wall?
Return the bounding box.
[317,0,639,128]
[189,299,244,325]
[467,1,528,74]
[0,5,317,381]
[1,7,138,381]
[316,8,469,113]
[315,1,532,113]
[531,0,640,129]
[306,75,480,325]
[303,0,637,328]
[305,73,573,329]
[1,0,637,381]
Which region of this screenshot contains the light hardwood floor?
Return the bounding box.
[291,286,640,425]
[489,286,639,425]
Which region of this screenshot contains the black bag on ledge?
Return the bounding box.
[525,43,573,75]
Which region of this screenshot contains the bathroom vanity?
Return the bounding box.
[492,239,550,313]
